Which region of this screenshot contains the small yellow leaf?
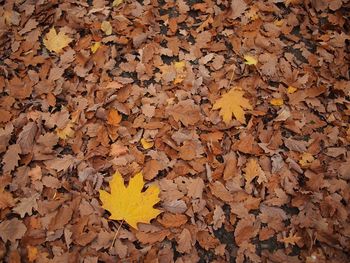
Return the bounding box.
[141,138,154,149]
[99,171,161,229]
[101,21,112,35]
[274,19,284,27]
[244,55,258,65]
[299,153,314,168]
[91,42,101,53]
[287,86,297,94]
[113,0,124,6]
[27,245,38,262]
[212,88,253,124]
[174,61,186,84]
[107,108,122,126]
[43,28,72,53]
[270,98,284,106]
[56,122,74,140]
[174,61,186,70]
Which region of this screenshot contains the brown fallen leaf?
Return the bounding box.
[210,181,233,202]
[0,218,27,242]
[2,144,21,173]
[13,193,39,218]
[0,188,15,209]
[158,213,188,228]
[143,159,162,180]
[177,228,193,253]
[136,230,170,244]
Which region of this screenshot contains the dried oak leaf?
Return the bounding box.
[243,158,266,185]
[17,122,37,154]
[99,171,161,229]
[2,144,21,173]
[43,28,72,53]
[280,233,301,246]
[0,218,27,242]
[168,100,201,126]
[158,213,187,228]
[135,229,170,244]
[231,0,247,20]
[13,193,40,218]
[213,88,252,124]
[197,230,220,250]
[0,188,15,209]
[177,228,192,253]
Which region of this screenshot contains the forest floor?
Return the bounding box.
[0,0,350,262]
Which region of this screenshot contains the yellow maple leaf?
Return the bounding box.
[140,138,154,149]
[244,55,258,65]
[270,98,284,106]
[99,171,161,229]
[43,28,72,53]
[212,88,252,124]
[101,21,112,35]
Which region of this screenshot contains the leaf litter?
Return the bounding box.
[0,0,349,262]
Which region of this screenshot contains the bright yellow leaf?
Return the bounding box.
[27,245,38,262]
[91,42,101,53]
[56,122,74,140]
[141,138,154,149]
[270,98,284,106]
[287,86,297,94]
[299,153,314,168]
[113,0,124,7]
[43,28,72,53]
[101,21,112,35]
[244,55,258,65]
[99,171,161,229]
[212,88,253,124]
[107,108,122,126]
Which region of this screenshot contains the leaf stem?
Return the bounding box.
[110,220,124,250]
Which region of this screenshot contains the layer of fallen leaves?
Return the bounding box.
[0,0,349,262]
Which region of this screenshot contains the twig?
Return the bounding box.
[110,220,124,250]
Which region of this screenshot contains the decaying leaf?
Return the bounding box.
[213,88,253,124]
[43,28,72,53]
[99,171,161,229]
